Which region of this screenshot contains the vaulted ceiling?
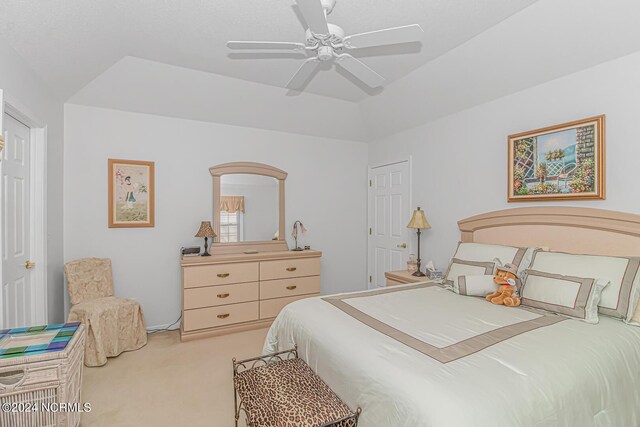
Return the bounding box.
[2,0,640,142]
[0,0,538,102]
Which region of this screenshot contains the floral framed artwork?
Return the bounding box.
[508,115,605,202]
[108,159,155,228]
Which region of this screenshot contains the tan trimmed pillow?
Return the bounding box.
[520,270,609,324]
[455,275,498,296]
[444,259,495,288]
[529,250,640,321]
[444,242,536,284]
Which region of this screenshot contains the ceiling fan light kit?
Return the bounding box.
[227,0,424,91]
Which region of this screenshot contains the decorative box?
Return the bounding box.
[0,323,86,427]
[427,270,443,280]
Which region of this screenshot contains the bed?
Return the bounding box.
[263,207,640,427]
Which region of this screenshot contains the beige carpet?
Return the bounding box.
[81,328,268,427]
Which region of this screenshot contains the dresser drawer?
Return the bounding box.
[260,258,320,280]
[260,276,320,300]
[184,282,259,310]
[260,294,319,319]
[183,302,259,331]
[184,262,259,288]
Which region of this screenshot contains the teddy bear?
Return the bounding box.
[485,263,521,307]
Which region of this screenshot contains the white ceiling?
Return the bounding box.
[0,0,538,102]
[361,0,640,139]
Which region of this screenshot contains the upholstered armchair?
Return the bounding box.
[64,258,147,367]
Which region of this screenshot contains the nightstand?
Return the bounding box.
[384,270,431,286]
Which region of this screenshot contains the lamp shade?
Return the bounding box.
[195,221,216,238]
[407,207,431,229]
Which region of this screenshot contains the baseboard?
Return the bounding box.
[146,322,180,332]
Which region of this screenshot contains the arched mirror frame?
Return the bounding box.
[210,162,288,255]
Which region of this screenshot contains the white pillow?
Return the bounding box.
[444,242,537,286]
[628,291,640,326]
[520,270,609,324]
[529,250,640,321]
[444,259,495,288]
[455,275,498,296]
[632,303,640,325]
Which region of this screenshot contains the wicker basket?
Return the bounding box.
[0,324,85,427]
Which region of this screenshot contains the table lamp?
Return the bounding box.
[195,221,216,257]
[406,207,431,277]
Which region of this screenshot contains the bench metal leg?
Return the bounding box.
[232,346,361,427]
[232,347,298,427]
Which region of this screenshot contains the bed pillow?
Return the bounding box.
[455,275,498,296]
[628,294,640,326]
[632,303,640,325]
[444,242,536,286]
[444,259,495,288]
[529,250,640,321]
[520,270,609,324]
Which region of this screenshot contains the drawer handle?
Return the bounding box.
[217,293,230,299]
[217,314,230,319]
[286,267,297,272]
[217,273,230,278]
[286,285,297,290]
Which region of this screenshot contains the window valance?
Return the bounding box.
[220,196,245,213]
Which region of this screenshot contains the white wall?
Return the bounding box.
[0,37,65,323]
[64,104,368,328]
[369,50,640,273]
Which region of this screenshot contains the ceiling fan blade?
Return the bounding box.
[343,24,424,49]
[227,41,307,51]
[296,0,329,36]
[335,54,385,88]
[286,57,321,89]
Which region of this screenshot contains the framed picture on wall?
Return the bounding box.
[508,115,605,202]
[108,159,155,228]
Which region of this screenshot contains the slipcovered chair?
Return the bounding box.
[64,258,147,367]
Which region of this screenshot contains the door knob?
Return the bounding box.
[397,243,407,249]
[25,260,36,269]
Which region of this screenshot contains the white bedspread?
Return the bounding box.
[264,284,640,427]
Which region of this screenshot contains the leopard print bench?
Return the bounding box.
[233,348,361,427]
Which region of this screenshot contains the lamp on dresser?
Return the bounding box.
[195,221,216,256]
[407,207,431,277]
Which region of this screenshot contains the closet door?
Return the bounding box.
[368,161,410,288]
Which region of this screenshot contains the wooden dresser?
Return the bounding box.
[181,250,321,341]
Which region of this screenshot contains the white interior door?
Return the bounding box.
[2,113,34,328]
[368,161,411,288]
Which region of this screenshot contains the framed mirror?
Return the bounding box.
[210,162,287,254]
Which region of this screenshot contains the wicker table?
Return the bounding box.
[0,323,86,427]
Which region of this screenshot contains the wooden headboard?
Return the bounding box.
[458,207,640,257]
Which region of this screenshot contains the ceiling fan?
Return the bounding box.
[226,0,424,90]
